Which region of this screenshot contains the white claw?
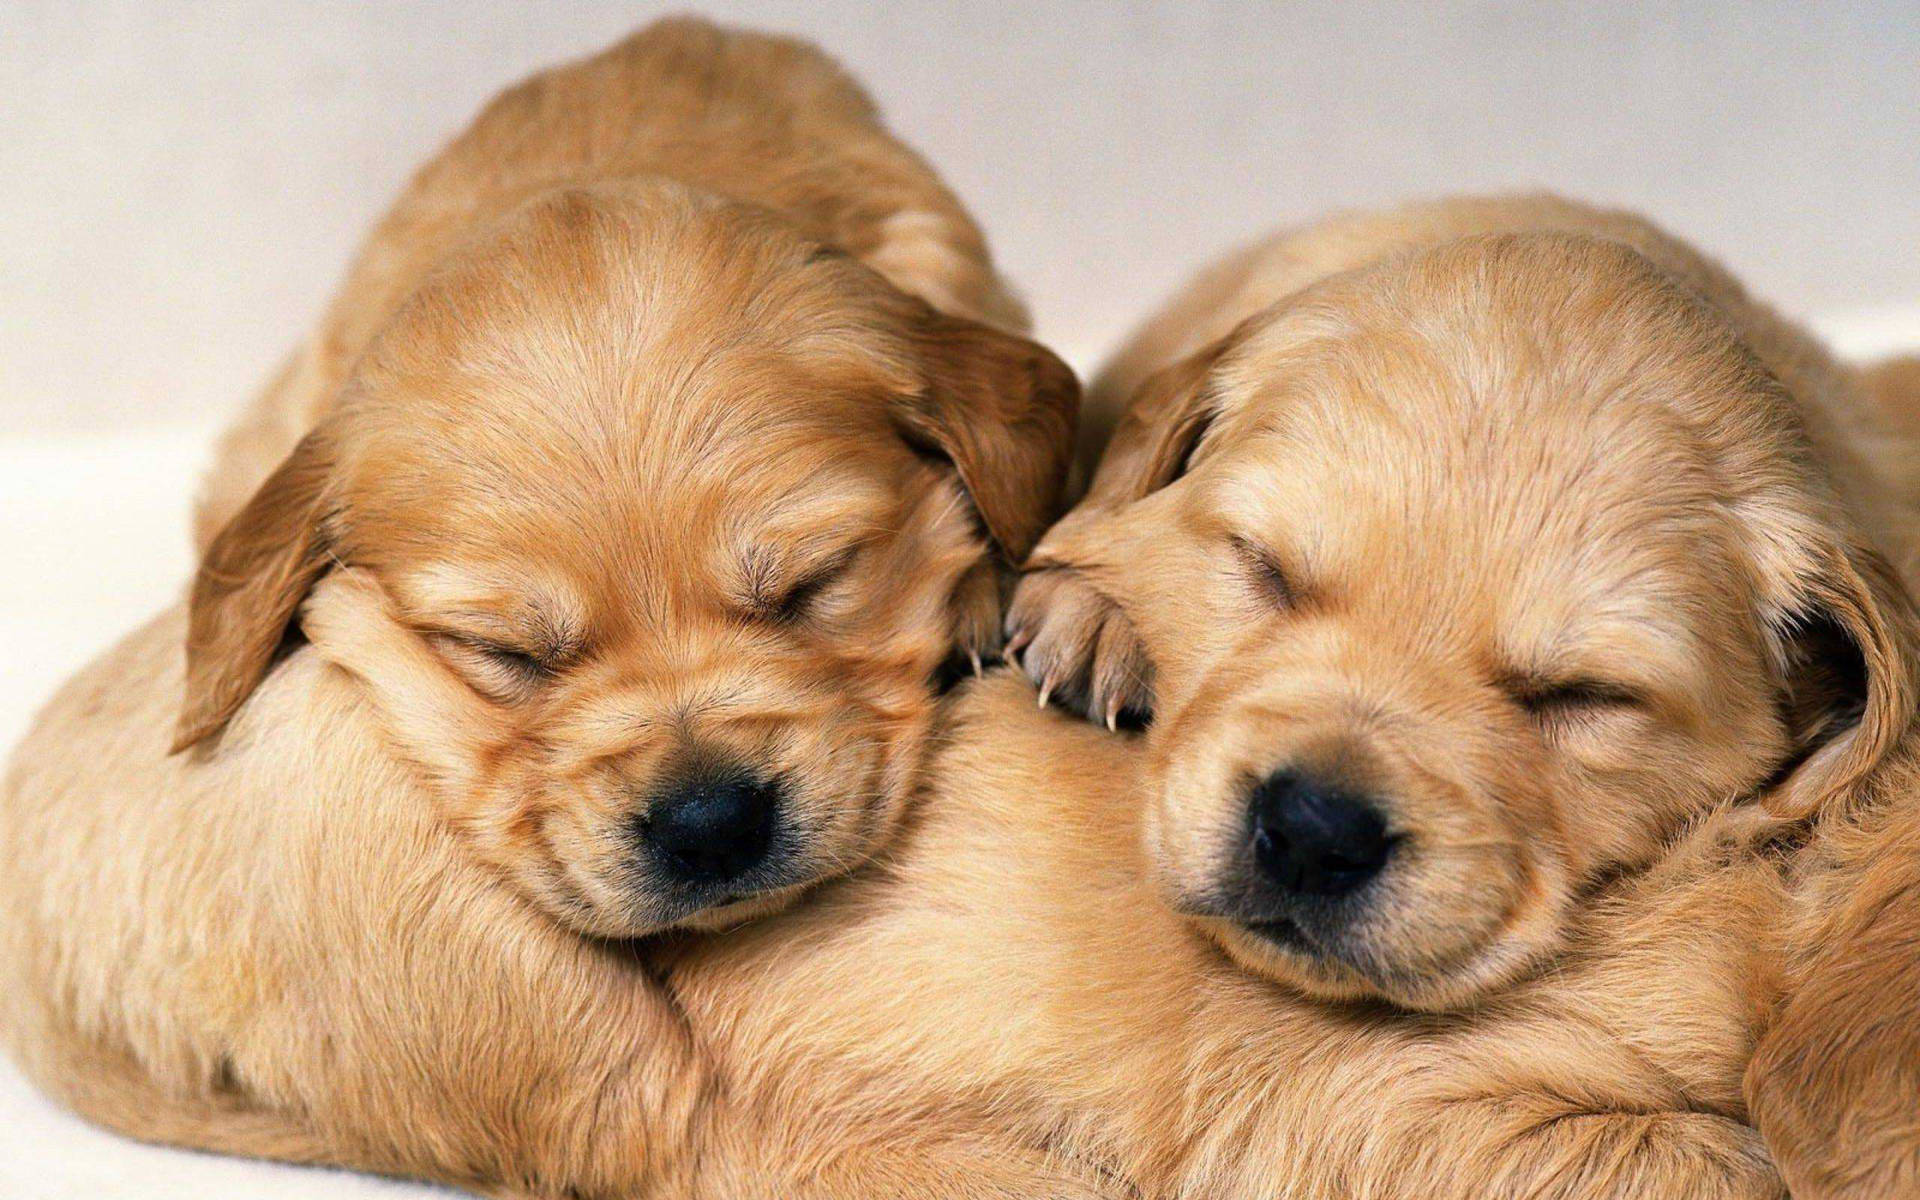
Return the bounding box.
[1105,701,1119,733]
[1037,679,1053,708]
[969,649,983,678]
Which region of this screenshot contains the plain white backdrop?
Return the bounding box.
[4,0,1920,437]
[1,3,1917,1196]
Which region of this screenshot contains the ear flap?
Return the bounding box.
[1766,540,1917,820]
[173,427,338,753]
[1077,317,1259,513]
[891,308,1080,563]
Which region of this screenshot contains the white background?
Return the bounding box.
[2,3,1917,1196]
[4,0,1919,437]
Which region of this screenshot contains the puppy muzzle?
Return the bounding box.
[629,761,814,919]
[1210,766,1399,956]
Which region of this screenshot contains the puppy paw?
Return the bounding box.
[1005,567,1153,730]
[940,560,1007,689]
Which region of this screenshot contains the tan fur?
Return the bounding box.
[1,20,1090,1195]
[171,16,1079,940]
[1072,197,1920,596]
[671,674,1801,1198]
[13,191,1907,1199]
[1012,196,1920,1192]
[0,614,1799,1198]
[1741,366,1920,1199]
[4,609,716,1194]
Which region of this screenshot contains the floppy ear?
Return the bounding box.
[891,307,1079,562]
[1764,537,1917,820]
[173,427,338,753]
[1076,317,1260,514]
[1744,540,1920,1197]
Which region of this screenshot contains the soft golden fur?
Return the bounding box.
[1747,768,1920,1200]
[1010,195,1920,1192]
[11,189,1913,1198]
[3,18,1090,1194]
[176,17,1078,941]
[675,673,1805,1198]
[1742,352,1920,1200]
[0,615,1809,1197]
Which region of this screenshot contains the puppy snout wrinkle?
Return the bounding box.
[645,770,781,883]
[1249,770,1393,898]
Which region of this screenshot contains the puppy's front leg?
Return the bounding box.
[947,558,1009,680]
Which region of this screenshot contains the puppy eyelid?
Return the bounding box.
[428,632,557,692]
[756,546,861,622]
[1508,676,1643,715]
[1232,536,1295,608]
[474,641,553,677]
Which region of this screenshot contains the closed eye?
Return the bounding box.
[1232,537,1297,609]
[759,547,861,624]
[429,634,556,701]
[475,642,552,680]
[1509,676,1644,718]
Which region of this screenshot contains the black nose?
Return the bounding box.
[644,772,780,884]
[1249,770,1392,898]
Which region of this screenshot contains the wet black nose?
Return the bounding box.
[645,772,780,884]
[1249,770,1393,898]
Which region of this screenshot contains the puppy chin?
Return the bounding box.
[672,883,812,933]
[1200,916,1385,1005]
[1197,892,1572,1014]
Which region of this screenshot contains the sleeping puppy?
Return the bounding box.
[995,196,1920,1188]
[648,199,1919,1197]
[1,18,1077,1191]
[177,16,1076,940]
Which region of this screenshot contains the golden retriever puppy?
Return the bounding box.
[2,18,1080,1194]
[179,16,1077,938]
[1,611,1113,1197]
[1001,196,1920,1188]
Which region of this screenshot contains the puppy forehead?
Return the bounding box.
[388,559,587,628]
[1197,253,1759,654]
[371,443,896,589]
[352,178,918,474]
[338,187,925,571]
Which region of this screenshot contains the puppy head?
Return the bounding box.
[1047,233,1913,1010]
[175,182,1076,938]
